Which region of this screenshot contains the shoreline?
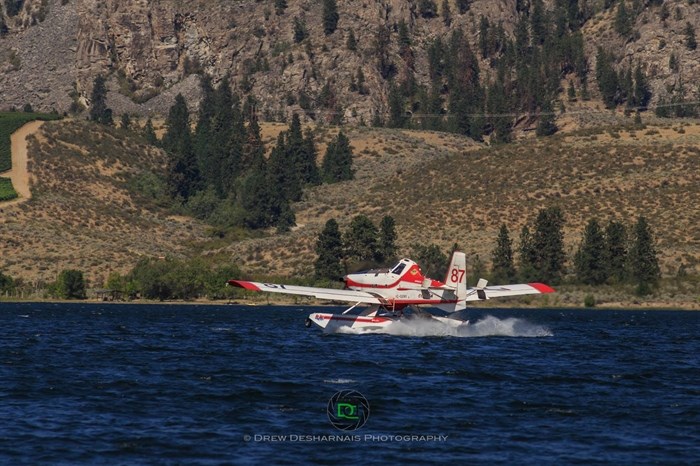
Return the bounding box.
[1,297,698,311]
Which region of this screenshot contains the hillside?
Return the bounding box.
[221,118,699,281]
[0,120,209,286]
[0,117,698,307]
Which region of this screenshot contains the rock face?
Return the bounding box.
[1,0,699,122]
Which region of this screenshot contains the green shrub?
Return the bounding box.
[0,177,18,201]
[583,294,596,308]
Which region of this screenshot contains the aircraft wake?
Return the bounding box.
[335,315,552,338]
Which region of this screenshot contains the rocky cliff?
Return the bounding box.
[1,0,699,124]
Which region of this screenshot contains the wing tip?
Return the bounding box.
[529,283,555,294]
[227,280,260,291]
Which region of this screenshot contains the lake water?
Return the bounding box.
[0,303,699,464]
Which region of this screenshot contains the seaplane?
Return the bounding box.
[227,251,554,332]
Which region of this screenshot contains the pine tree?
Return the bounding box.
[378,216,398,264]
[274,0,287,15]
[89,75,112,125]
[163,94,200,200]
[536,99,558,136]
[322,0,339,35]
[574,218,609,285]
[518,225,538,282]
[491,224,517,283]
[293,16,308,43]
[685,22,697,50]
[442,0,452,26]
[321,131,354,183]
[268,133,302,202]
[633,64,651,109]
[605,220,628,283]
[532,206,566,284]
[456,0,471,14]
[629,216,661,294]
[143,118,158,145]
[615,0,632,37]
[314,219,344,280]
[345,215,379,263]
[301,129,321,185]
[346,30,357,51]
[120,113,131,130]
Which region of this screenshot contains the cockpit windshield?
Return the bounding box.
[390,262,406,275]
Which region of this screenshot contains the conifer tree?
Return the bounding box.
[605,220,628,283]
[314,219,344,280]
[345,215,379,263]
[346,30,357,51]
[89,75,113,125]
[323,0,339,35]
[163,94,200,200]
[378,216,398,264]
[275,0,287,15]
[536,99,558,136]
[518,225,538,282]
[491,224,517,283]
[442,0,452,26]
[685,22,697,50]
[267,133,302,202]
[632,64,651,109]
[615,0,632,37]
[532,206,566,284]
[630,216,661,295]
[143,118,158,146]
[321,131,354,183]
[574,218,609,285]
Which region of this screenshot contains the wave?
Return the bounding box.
[335,315,552,338]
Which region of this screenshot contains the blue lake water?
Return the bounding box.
[0,303,699,465]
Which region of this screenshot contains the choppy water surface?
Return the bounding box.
[0,303,699,464]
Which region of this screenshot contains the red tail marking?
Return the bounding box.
[529,283,555,293]
[227,280,261,291]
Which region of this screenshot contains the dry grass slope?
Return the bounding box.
[0,120,209,286]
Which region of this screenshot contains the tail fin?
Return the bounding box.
[437,251,468,312]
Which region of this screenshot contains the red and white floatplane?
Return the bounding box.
[228,251,554,332]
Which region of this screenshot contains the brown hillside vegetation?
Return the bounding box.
[0,119,698,295]
[0,120,208,285]
[223,121,700,280]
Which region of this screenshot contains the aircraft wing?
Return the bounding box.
[227,280,385,304]
[464,282,554,301]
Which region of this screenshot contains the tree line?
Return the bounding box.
[314,207,663,296]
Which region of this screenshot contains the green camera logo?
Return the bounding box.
[327,390,370,430]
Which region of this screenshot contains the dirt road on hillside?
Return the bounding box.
[1,120,44,207]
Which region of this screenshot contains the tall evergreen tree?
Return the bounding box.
[89,75,112,125]
[685,22,697,50]
[629,216,661,294]
[345,215,379,263]
[491,224,517,283]
[268,133,303,202]
[300,129,321,185]
[143,118,158,146]
[518,225,538,282]
[574,218,609,285]
[615,0,632,37]
[605,220,628,283]
[532,206,566,284]
[442,0,452,26]
[314,219,344,280]
[632,64,651,109]
[322,0,339,35]
[378,216,398,264]
[163,94,200,200]
[321,131,354,182]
